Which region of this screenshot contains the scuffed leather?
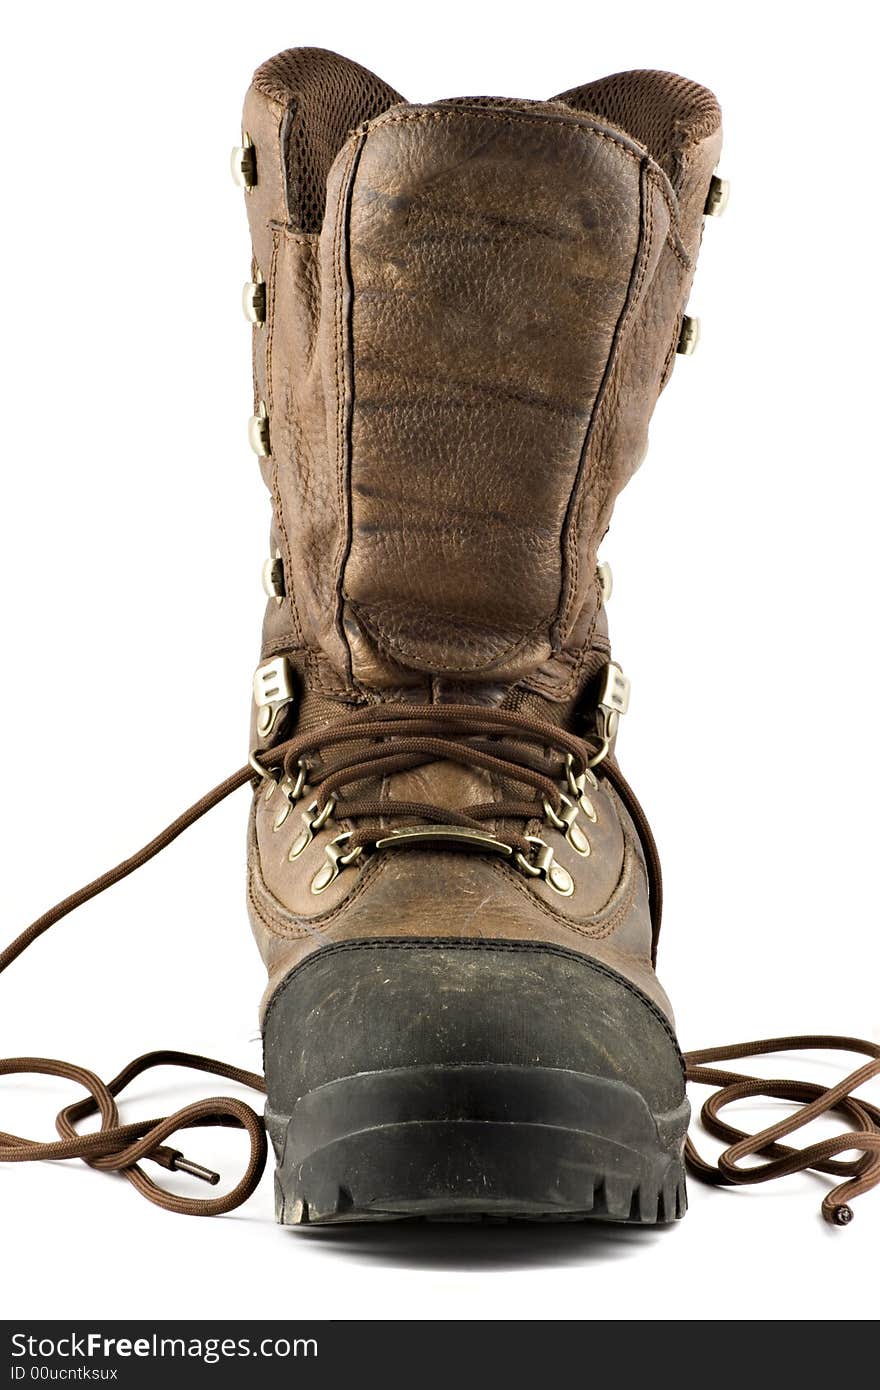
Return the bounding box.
[248,789,670,1021]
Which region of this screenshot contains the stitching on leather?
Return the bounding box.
[489,834,639,941]
[348,595,549,643]
[364,111,645,198]
[569,165,656,633]
[521,633,610,701]
[558,167,681,643]
[249,855,385,938]
[562,185,654,634]
[247,871,313,941]
[260,101,290,250]
[555,157,654,642]
[592,212,686,547]
[266,935,683,1063]
[247,804,388,937]
[645,168,690,268]
[348,592,550,644]
[364,105,687,245]
[268,222,320,244]
[339,134,369,681]
[266,231,305,648]
[579,581,604,669]
[630,171,657,308]
[579,170,657,612]
[331,148,348,619]
[659,254,688,386]
[264,231,278,415]
[278,96,301,225]
[258,636,359,695]
[347,600,552,672]
[328,136,364,682]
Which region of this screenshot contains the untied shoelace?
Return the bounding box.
[2,704,878,1223]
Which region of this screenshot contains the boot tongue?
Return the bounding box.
[323,96,647,689]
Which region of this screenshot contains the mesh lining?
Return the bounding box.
[253,48,404,231]
[554,70,721,185]
[251,52,718,228]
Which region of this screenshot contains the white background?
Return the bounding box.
[1,0,877,1322]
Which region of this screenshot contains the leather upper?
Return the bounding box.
[238,49,722,1023]
[243,50,720,695]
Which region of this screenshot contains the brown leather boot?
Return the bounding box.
[3,50,878,1233]
[234,47,725,1225]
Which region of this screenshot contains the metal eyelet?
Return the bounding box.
[288,795,336,860]
[231,135,257,188]
[514,836,574,897]
[252,656,295,738]
[587,663,631,769]
[249,748,275,784]
[542,793,591,857]
[248,401,271,457]
[271,761,309,831]
[578,792,598,824]
[250,753,281,804]
[242,271,266,326]
[262,551,285,604]
[311,832,363,894]
[565,753,599,819]
[704,173,730,217]
[288,760,309,802]
[676,315,700,356]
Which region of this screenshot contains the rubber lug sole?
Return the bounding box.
[266,1064,689,1227]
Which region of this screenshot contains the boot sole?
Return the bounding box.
[266,1064,689,1226]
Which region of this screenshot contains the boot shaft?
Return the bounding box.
[240,50,721,709]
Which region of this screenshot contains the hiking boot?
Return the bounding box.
[234,48,726,1225]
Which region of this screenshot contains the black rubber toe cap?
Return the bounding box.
[263,938,685,1118]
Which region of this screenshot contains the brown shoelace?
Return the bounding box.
[1,704,878,1223]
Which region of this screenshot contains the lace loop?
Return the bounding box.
[683,1036,880,1225]
[0,1051,267,1216]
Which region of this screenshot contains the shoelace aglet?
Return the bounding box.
[171,1153,221,1185]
